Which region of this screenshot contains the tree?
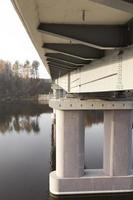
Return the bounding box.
[32,60,40,79]
[12,60,19,76]
[23,60,30,79]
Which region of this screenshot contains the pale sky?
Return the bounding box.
[0,0,50,79]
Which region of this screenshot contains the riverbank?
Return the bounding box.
[0,94,49,104]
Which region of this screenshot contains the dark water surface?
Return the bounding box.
[0,102,132,200]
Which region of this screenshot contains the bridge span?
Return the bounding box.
[12,0,133,195]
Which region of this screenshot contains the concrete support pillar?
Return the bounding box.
[104,110,132,176]
[53,89,66,99]
[56,110,84,178]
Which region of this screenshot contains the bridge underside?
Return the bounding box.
[12,0,133,93]
[12,0,133,196]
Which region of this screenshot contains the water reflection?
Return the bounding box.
[0,102,52,200]
[0,115,40,134]
[85,111,104,169]
[0,103,132,200]
[0,102,52,134]
[85,111,103,127]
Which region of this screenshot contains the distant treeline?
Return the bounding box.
[0,60,51,100]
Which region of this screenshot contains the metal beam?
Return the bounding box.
[55,44,133,93]
[48,61,77,70]
[122,0,133,4]
[50,71,67,78]
[128,20,133,44]
[47,58,83,67]
[38,23,128,49]
[49,65,69,78]
[49,67,67,74]
[49,64,71,71]
[90,0,133,15]
[43,44,104,60]
[45,53,90,65]
[49,68,64,74]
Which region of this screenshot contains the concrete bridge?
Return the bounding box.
[12,0,133,195]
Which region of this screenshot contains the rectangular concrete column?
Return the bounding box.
[104,110,132,176]
[56,110,84,178]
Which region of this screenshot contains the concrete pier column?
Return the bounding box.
[104,110,132,176]
[56,110,84,178]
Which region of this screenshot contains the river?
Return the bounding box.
[0,102,132,200]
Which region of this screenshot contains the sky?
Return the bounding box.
[0,0,50,79]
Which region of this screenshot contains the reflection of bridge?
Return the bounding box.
[12,0,133,196]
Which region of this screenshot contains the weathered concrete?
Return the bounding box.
[50,170,133,195]
[49,98,133,110]
[104,111,133,176]
[52,89,66,99]
[56,110,84,178]
[50,107,133,195]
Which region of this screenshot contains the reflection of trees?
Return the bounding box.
[0,121,12,134]
[50,123,56,171]
[0,102,52,134]
[31,117,40,133]
[85,111,103,127]
[0,115,40,134]
[13,115,40,134]
[13,116,20,132]
[0,113,13,134]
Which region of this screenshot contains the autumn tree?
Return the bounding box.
[32,60,40,79]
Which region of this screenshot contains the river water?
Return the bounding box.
[0,102,132,200]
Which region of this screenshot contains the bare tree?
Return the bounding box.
[13,60,19,76]
[23,60,30,79]
[32,60,40,79]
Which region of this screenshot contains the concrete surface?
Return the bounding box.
[56,110,84,178]
[49,98,133,110]
[104,110,133,176]
[50,170,133,195]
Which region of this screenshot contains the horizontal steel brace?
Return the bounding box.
[49,70,67,79]
[123,0,133,4]
[48,62,77,70]
[43,43,104,60]
[47,58,81,68]
[49,98,133,110]
[38,23,130,49]
[45,53,90,65]
[49,64,69,71]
